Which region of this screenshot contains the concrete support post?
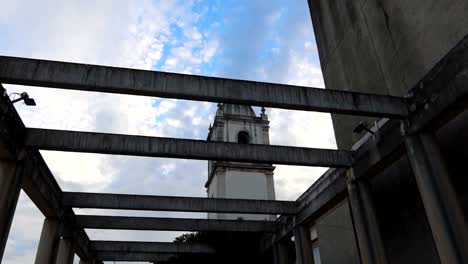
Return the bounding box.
[293,224,314,264]
[273,240,289,264]
[0,160,23,262]
[347,173,387,264]
[35,218,60,264]
[405,132,468,263]
[55,236,75,264]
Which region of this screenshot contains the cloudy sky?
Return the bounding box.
[1,0,336,263]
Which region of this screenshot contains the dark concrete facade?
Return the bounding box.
[308,0,468,149]
[308,0,468,263]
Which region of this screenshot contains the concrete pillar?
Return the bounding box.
[35,218,60,264]
[273,240,289,264]
[405,132,468,263]
[55,237,75,264]
[347,173,387,264]
[293,224,314,264]
[0,160,23,262]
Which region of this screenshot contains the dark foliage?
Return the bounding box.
[166,231,270,264]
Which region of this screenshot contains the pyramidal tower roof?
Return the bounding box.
[221,104,256,117]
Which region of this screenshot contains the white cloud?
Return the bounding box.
[1,1,337,261]
[1,0,213,261]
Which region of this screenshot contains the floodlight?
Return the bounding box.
[11,92,36,106]
[353,121,374,134]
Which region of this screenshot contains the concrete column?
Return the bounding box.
[55,237,75,264]
[0,160,23,262]
[405,132,468,263]
[273,240,289,264]
[293,224,314,264]
[347,173,387,264]
[35,218,60,264]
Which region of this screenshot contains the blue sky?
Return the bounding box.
[0,0,336,263]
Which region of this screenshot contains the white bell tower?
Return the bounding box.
[206,104,276,221]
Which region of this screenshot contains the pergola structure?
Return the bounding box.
[1,21,468,264]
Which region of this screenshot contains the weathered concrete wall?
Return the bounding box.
[316,200,359,264]
[308,0,468,149]
[308,1,468,263]
[370,156,439,264]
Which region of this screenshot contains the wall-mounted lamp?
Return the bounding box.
[11,92,36,106]
[353,121,374,134]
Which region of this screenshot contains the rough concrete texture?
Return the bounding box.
[63,192,296,215]
[370,156,440,264]
[55,238,75,264]
[95,251,173,262]
[0,56,407,117]
[405,133,468,263]
[316,201,359,264]
[24,128,353,167]
[293,225,314,264]
[90,241,215,254]
[0,161,22,262]
[308,0,468,149]
[34,218,60,264]
[308,1,468,263]
[348,179,387,264]
[76,215,276,232]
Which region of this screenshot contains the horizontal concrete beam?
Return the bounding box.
[76,215,276,232]
[91,240,215,254]
[63,192,297,215]
[0,56,408,117]
[95,251,174,262]
[24,128,354,167]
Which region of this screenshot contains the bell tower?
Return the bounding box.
[206,104,276,221]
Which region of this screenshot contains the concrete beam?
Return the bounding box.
[76,215,276,232]
[407,34,468,133]
[0,160,23,262]
[63,192,297,215]
[24,128,353,167]
[90,240,215,254]
[95,251,174,262]
[0,56,408,118]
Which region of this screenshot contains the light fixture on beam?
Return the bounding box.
[11,92,36,106]
[353,121,374,134]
